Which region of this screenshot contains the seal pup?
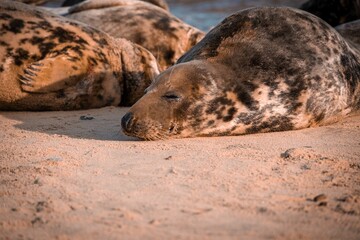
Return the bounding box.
[300,0,360,26]
[121,7,360,140]
[62,0,169,11]
[64,0,204,71]
[0,0,159,111]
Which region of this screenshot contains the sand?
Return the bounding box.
[0,107,359,239]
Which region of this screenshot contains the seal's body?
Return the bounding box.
[62,0,169,11]
[0,0,159,110]
[121,7,360,140]
[65,0,204,71]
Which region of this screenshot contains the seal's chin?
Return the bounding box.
[121,120,178,141]
[127,130,171,141]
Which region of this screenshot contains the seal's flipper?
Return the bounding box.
[19,55,85,93]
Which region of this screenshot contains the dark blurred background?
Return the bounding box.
[166,0,304,30]
[42,0,306,31]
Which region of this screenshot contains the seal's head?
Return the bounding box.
[121,60,231,140]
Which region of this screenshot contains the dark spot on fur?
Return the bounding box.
[223,107,237,122]
[88,57,98,65]
[132,33,146,45]
[152,17,176,33]
[207,120,215,126]
[314,112,325,123]
[245,115,294,134]
[13,48,29,66]
[97,94,104,101]
[50,27,76,43]
[0,40,9,47]
[3,18,25,34]
[29,36,44,45]
[95,50,109,64]
[0,13,13,20]
[39,42,56,58]
[235,85,258,111]
[174,100,192,120]
[206,97,234,114]
[165,49,175,62]
[33,21,52,30]
[56,90,66,98]
[94,38,107,48]
[19,38,28,45]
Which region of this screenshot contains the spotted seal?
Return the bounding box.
[121,7,360,140]
[62,0,169,11]
[0,0,159,111]
[63,0,204,71]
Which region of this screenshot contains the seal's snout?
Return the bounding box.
[121,112,134,132]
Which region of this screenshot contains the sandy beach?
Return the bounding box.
[1,107,359,239]
[1,0,360,239]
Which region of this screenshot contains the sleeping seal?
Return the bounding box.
[64,0,204,71]
[121,7,360,140]
[0,0,159,110]
[62,0,169,11]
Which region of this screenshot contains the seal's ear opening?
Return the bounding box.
[120,41,160,106]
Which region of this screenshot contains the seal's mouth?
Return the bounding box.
[121,114,178,141]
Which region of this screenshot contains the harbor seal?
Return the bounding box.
[64,0,204,71]
[62,0,169,11]
[121,7,360,140]
[0,0,159,111]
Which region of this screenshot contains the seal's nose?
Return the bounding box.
[121,112,134,132]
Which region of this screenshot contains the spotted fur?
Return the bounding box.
[0,0,159,110]
[62,0,169,11]
[121,7,360,140]
[64,0,204,71]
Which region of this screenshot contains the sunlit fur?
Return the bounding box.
[122,7,360,140]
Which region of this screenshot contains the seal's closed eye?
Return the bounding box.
[162,92,181,102]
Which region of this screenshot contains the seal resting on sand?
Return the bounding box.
[121,7,360,140]
[64,0,204,71]
[0,0,159,111]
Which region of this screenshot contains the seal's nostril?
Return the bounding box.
[121,112,134,131]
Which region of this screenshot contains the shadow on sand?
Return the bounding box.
[0,106,138,141]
